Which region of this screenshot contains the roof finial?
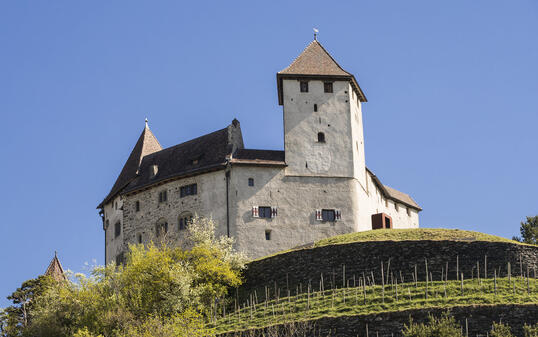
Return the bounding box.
[145,118,149,128]
[313,28,319,41]
[55,250,57,258]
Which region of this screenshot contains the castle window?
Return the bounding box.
[317,132,325,143]
[314,104,318,112]
[259,206,272,218]
[324,82,333,93]
[407,207,411,217]
[158,190,167,203]
[265,230,271,241]
[115,202,118,210]
[156,219,168,236]
[316,209,342,221]
[116,252,124,266]
[137,234,142,244]
[180,184,197,198]
[135,201,140,212]
[178,212,193,230]
[248,178,254,187]
[395,203,400,212]
[322,209,335,222]
[300,81,309,92]
[114,222,121,238]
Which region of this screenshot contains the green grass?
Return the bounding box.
[255,228,527,261]
[313,228,522,248]
[213,277,538,333]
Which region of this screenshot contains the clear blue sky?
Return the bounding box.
[1,1,536,306]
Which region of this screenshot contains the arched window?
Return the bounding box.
[178,212,193,230]
[317,132,325,143]
[155,218,168,236]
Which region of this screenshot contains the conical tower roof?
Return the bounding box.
[98,121,162,208]
[45,252,67,282]
[277,40,367,104]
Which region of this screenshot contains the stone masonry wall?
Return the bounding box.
[221,304,538,337]
[240,241,538,300]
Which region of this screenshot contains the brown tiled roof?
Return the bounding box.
[277,40,367,104]
[45,253,67,282]
[231,149,286,166]
[366,167,422,211]
[279,40,352,76]
[123,121,244,194]
[98,124,162,208]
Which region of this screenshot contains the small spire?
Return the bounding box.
[55,250,57,258]
[313,28,319,41]
[145,118,149,128]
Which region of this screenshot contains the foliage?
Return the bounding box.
[489,322,514,337]
[524,323,538,337]
[0,275,54,337]
[513,216,538,245]
[402,313,462,337]
[1,216,244,337]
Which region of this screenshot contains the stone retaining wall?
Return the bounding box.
[240,241,537,300]
[220,304,538,337]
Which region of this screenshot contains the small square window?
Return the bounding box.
[324,82,333,93]
[180,184,197,198]
[259,206,272,218]
[265,230,271,241]
[300,81,309,93]
[322,209,336,222]
[248,178,254,186]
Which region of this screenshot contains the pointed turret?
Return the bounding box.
[45,252,67,282]
[277,40,366,105]
[98,120,162,208]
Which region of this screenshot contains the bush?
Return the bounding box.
[402,312,462,337]
[524,323,538,337]
[490,322,513,337]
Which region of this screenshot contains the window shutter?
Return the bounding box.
[316,209,322,221]
[271,207,277,218]
[335,209,342,221]
[252,206,259,218]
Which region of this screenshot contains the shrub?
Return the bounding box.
[402,312,462,337]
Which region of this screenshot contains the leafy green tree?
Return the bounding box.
[402,313,462,337]
[0,275,53,337]
[490,322,514,337]
[17,216,244,337]
[513,215,538,244]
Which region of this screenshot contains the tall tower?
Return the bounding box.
[277,40,368,185]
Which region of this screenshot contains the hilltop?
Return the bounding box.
[220,228,537,336]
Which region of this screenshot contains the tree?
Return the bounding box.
[0,275,53,337]
[402,313,462,337]
[513,215,538,244]
[17,216,244,337]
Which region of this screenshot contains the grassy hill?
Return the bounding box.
[219,228,537,334]
[214,277,537,333]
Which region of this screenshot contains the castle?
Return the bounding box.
[97,39,421,264]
